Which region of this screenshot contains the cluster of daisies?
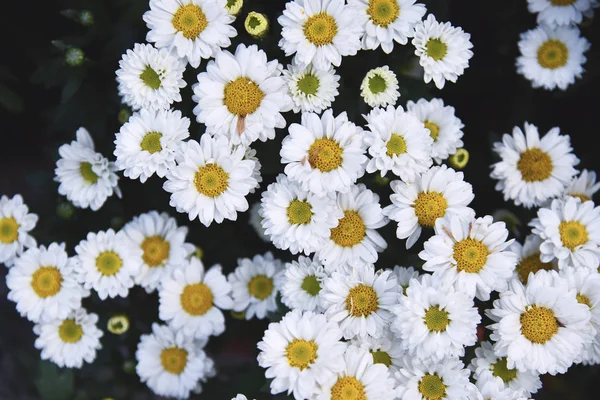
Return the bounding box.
[516,0,597,90]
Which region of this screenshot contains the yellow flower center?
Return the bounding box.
[491,357,518,383]
[80,162,99,184]
[297,73,320,96]
[0,217,19,244]
[330,210,366,248]
[424,121,440,141]
[248,274,274,300]
[180,283,213,316]
[448,148,469,169]
[537,39,569,70]
[160,347,188,375]
[453,238,489,274]
[426,38,447,61]
[551,1,577,7]
[371,350,392,367]
[287,199,313,225]
[424,305,450,332]
[367,0,400,27]
[172,4,208,39]
[386,133,407,156]
[570,193,590,203]
[303,13,338,46]
[285,339,318,370]
[107,314,130,335]
[331,376,366,400]
[558,221,589,251]
[223,77,265,117]
[308,138,344,172]
[418,374,447,400]
[345,284,378,317]
[194,163,229,198]
[413,192,448,228]
[31,266,63,298]
[577,293,591,308]
[520,305,559,344]
[516,253,553,283]
[96,251,123,276]
[141,235,170,267]
[58,319,83,343]
[517,148,553,182]
[140,131,163,154]
[139,66,162,90]
[301,275,321,296]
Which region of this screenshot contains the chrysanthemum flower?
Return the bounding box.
[280,255,329,313]
[0,194,37,266]
[527,0,592,27]
[509,233,558,284]
[283,61,340,114]
[360,66,400,108]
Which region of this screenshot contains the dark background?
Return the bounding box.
[1,0,599,399]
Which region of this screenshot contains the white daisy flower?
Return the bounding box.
[54,127,122,211]
[383,165,475,249]
[316,184,388,269]
[122,211,195,293]
[527,0,592,27]
[259,173,342,255]
[192,43,292,146]
[159,257,232,339]
[396,355,480,400]
[391,274,480,361]
[516,24,590,91]
[392,265,421,295]
[248,201,269,242]
[6,243,88,323]
[73,229,142,300]
[474,379,529,400]
[136,323,213,399]
[114,108,190,183]
[315,345,396,400]
[278,0,365,71]
[143,0,237,68]
[115,43,187,112]
[559,168,600,203]
[420,214,517,301]
[509,233,558,284]
[490,122,580,209]
[33,308,103,369]
[486,270,592,375]
[281,109,368,195]
[469,341,542,397]
[360,66,400,108]
[350,327,404,376]
[228,252,284,319]
[0,194,37,266]
[280,255,329,313]
[257,309,348,400]
[320,263,399,340]
[284,60,340,114]
[243,146,262,194]
[411,14,473,89]
[406,97,465,164]
[530,197,600,269]
[363,104,433,181]
[349,0,427,53]
[163,135,258,227]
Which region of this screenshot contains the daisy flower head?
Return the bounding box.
[54,127,122,211]
[360,66,400,108]
[115,43,186,112]
[530,197,600,269]
[320,263,399,340]
[490,122,580,208]
[406,97,465,164]
[283,60,340,114]
[314,345,397,400]
[259,173,342,255]
[281,109,369,195]
[114,108,190,183]
[163,135,258,227]
[280,255,329,312]
[316,183,388,270]
[228,252,285,320]
[278,0,365,71]
[73,229,143,300]
[510,233,558,284]
[516,24,590,91]
[136,323,213,399]
[7,243,88,323]
[527,0,592,27]
[257,309,348,400]
[33,308,103,369]
[350,327,405,376]
[0,194,37,266]
[486,269,592,375]
[192,43,292,146]
[363,104,433,181]
[159,257,232,339]
[383,164,475,249]
[122,210,195,293]
[412,14,474,89]
[143,0,237,68]
[559,168,600,204]
[349,0,427,53]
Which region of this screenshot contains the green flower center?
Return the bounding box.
[140,131,163,154]
[139,66,162,90]
[248,275,274,300]
[371,350,392,367]
[368,74,387,94]
[386,133,407,156]
[297,74,320,96]
[426,38,447,61]
[424,305,450,332]
[80,162,99,184]
[301,275,321,296]
[418,374,446,400]
[287,199,313,225]
[491,357,518,383]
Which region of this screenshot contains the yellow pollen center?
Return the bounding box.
[517,148,553,182]
[0,217,19,244]
[424,121,440,141]
[570,193,590,203]
[418,374,446,400]
[413,192,448,228]
[424,305,450,332]
[160,347,188,375]
[551,0,576,4]
[345,284,378,317]
[577,293,591,308]
[520,305,559,344]
[303,13,338,46]
[516,253,553,283]
[330,210,366,248]
[331,376,366,400]
[31,266,63,298]
[96,251,123,276]
[367,0,400,27]
[386,133,407,156]
[537,39,569,70]
[194,163,229,198]
[140,131,163,154]
[248,275,274,300]
[491,357,518,383]
[180,283,214,316]
[558,221,588,251]
[426,38,447,61]
[58,319,83,343]
[453,239,489,273]
[371,350,392,367]
[287,199,313,225]
[285,339,318,370]
[223,77,264,117]
[141,235,170,267]
[307,138,344,172]
[172,4,208,39]
[80,162,99,184]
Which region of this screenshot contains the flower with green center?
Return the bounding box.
[79,162,99,184]
[301,275,321,296]
[245,11,269,39]
[360,66,399,108]
[491,357,518,383]
[139,65,162,89]
[284,61,340,113]
[418,374,446,400]
[424,305,450,332]
[280,255,329,312]
[287,199,313,225]
[426,38,447,61]
[140,131,163,153]
[371,350,392,367]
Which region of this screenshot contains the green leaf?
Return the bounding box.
[35,360,74,400]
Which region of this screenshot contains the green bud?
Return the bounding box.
[65,48,85,67]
